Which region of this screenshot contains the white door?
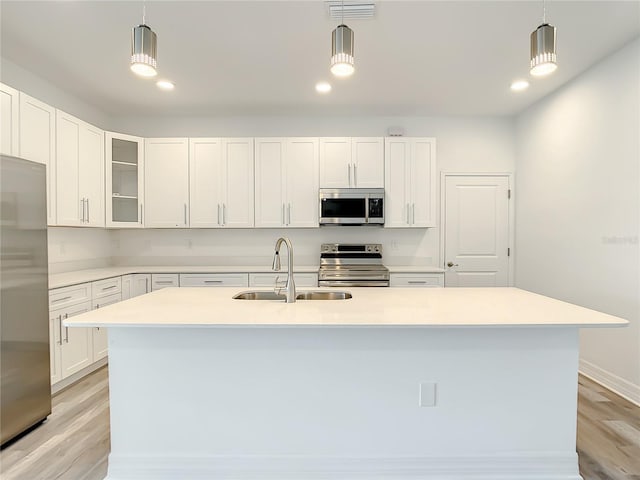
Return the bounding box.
[286,137,319,227]
[319,137,350,188]
[352,137,384,188]
[255,138,285,227]
[443,175,511,287]
[56,111,82,226]
[131,274,151,297]
[384,138,411,228]
[222,138,254,228]
[79,124,104,227]
[0,83,19,156]
[144,138,189,227]
[19,93,56,225]
[189,138,223,227]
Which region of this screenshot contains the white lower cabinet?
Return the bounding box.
[131,274,152,296]
[151,274,180,291]
[248,273,318,288]
[389,273,444,287]
[50,301,93,383]
[179,273,249,287]
[121,275,133,300]
[91,292,121,361]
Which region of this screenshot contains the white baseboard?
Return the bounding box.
[106,453,582,480]
[579,359,640,406]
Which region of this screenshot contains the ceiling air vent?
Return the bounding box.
[326,1,376,20]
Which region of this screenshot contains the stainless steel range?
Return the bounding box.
[318,243,390,287]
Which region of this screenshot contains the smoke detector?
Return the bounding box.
[327,1,376,20]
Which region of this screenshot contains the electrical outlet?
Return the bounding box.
[419,382,437,407]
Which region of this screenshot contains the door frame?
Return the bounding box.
[439,172,515,286]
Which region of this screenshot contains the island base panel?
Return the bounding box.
[106,327,582,480]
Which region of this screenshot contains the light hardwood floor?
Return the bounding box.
[1,368,638,479]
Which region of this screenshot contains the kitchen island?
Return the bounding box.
[65,287,627,480]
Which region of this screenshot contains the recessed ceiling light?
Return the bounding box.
[315,82,332,93]
[156,80,175,91]
[510,80,530,92]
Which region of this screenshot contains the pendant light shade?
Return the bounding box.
[331,24,355,77]
[131,24,157,77]
[530,23,557,76]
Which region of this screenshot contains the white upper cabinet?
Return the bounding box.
[319,137,383,188]
[144,138,189,228]
[0,83,19,157]
[384,137,436,228]
[189,138,254,228]
[56,110,104,227]
[106,132,144,227]
[19,93,57,225]
[255,137,319,228]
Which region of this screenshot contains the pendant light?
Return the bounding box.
[130,4,157,77]
[330,0,355,77]
[530,0,557,76]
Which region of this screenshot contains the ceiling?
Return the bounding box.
[1,1,638,117]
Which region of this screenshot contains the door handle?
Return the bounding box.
[58,315,63,345]
[447,262,459,268]
[64,313,69,343]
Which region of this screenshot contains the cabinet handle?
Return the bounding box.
[87,199,90,223]
[217,204,221,226]
[348,164,352,186]
[145,277,149,292]
[155,280,174,284]
[287,203,291,225]
[52,296,72,303]
[96,304,100,308]
[406,204,410,224]
[412,203,415,225]
[204,280,223,284]
[184,204,187,225]
[222,204,226,226]
[140,204,143,225]
[354,164,357,186]
[80,198,85,223]
[101,285,117,291]
[408,281,427,284]
[64,313,69,343]
[282,204,285,225]
[58,315,63,345]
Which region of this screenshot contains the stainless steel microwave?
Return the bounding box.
[319,188,384,225]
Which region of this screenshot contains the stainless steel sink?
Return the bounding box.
[296,291,352,300]
[232,291,286,301]
[232,290,352,301]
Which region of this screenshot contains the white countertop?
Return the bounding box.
[64,286,628,328]
[48,265,445,289]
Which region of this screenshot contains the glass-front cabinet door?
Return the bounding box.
[106,132,144,227]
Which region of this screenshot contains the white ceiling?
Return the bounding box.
[1,1,638,117]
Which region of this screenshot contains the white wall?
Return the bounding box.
[48,227,114,274]
[1,58,113,130]
[110,116,514,267]
[515,38,640,403]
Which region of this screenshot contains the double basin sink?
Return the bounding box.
[233,290,352,301]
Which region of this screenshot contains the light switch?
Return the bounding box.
[419,382,437,407]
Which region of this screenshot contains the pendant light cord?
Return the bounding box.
[341,0,344,25]
[142,2,146,25]
[543,0,546,24]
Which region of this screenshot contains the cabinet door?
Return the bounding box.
[319,137,351,188]
[79,124,104,227]
[151,274,179,290]
[410,138,437,227]
[121,275,132,300]
[56,111,82,226]
[255,138,285,227]
[106,132,144,227]
[58,301,93,379]
[0,83,19,157]
[352,137,384,188]
[384,138,411,228]
[144,138,189,227]
[221,138,254,228]
[131,274,151,297]
[179,273,249,287]
[49,312,62,385]
[189,138,223,228]
[92,292,121,361]
[19,93,56,225]
[389,273,444,287]
[285,138,319,227]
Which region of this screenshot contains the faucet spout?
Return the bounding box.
[273,237,296,303]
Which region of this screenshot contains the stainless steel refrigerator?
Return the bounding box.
[1,155,51,446]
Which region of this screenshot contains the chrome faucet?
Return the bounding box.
[272,237,296,303]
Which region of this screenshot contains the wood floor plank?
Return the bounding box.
[1,368,639,480]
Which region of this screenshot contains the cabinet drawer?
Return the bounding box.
[249,273,318,288]
[151,274,180,291]
[389,273,444,288]
[49,283,92,309]
[91,277,122,299]
[179,273,249,287]
[92,292,121,310]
